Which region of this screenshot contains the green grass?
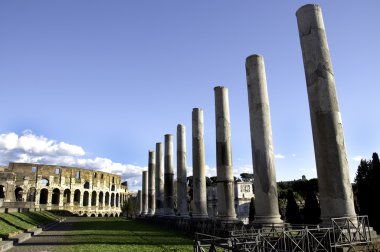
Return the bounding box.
[0,211,58,238]
[53,217,194,252]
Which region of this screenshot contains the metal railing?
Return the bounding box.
[193,216,373,252]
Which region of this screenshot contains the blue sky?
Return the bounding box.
[1,1,379,192]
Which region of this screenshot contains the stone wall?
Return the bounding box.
[0,162,131,217]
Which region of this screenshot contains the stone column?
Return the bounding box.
[141,171,148,216]
[192,108,208,219]
[137,190,142,215]
[164,134,175,216]
[214,86,237,221]
[296,4,356,221]
[148,150,156,216]
[245,55,283,224]
[177,124,189,218]
[155,142,165,216]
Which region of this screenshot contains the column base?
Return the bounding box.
[253,215,283,225]
[192,213,209,220]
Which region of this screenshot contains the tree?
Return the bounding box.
[355,159,371,215]
[240,173,254,183]
[249,197,255,223]
[285,190,301,224]
[303,189,320,224]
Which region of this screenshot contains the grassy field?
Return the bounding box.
[53,217,194,252]
[0,211,59,238]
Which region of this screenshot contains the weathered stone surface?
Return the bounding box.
[0,162,127,217]
[192,108,208,219]
[137,190,142,215]
[155,142,164,216]
[141,171,148,216]
[177,124,189,218]
[214,86,237,221]
[245,55,283,224]
[164,134,175,216]
[148,150,156,216]
[296,4,356,221]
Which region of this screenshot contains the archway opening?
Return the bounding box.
[91,191,97,206]
[74,189,81,205]
[116,193,119,207]
[105,192,110,206]
[83,191,89,206]
[64,189,71,204]
[99,191,104,206]
[111,193,115,207]
[27,187,36,202]
[84,181,90,189]
[39,188,48,204]
[0,185,5,199]
[110,213,114,217]
[39,178,49,187]
[15,187,23,201]
[111,185,115,191]
[52,188,60,205]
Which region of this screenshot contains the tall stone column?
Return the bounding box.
[214,87,237,221]
[148,150,156,216]
[155,142,165,216]
[245,55,283,224]
[192,108,208,219]
[137,190,142,215]
[141,171,148,216]
[296,4,356,221]
[177,124,189,218]
[164,134,175,216]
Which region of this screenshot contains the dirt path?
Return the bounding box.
[8,217,77,252]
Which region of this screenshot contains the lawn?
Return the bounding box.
[53,217,194,252]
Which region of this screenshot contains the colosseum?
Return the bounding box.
[0,162,130,217]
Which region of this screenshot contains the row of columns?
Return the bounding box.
[138,4,356,224]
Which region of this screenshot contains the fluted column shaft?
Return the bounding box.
[155,142,164,216]
[137,190,142,215]
[192,108,208,219]
[296,4,356,221]
[148,150,156,216]
[177,124,189,217]
[214,87,237,221]
[164,134,175,216]
[246,55,283,224]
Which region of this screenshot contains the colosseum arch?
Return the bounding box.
[0,185,5,199]
[84,181,90,189]
[111,185,115,191]
[27,187,36,202]
[51,188,60,205]
[99,191,104,206]
[105,192,110,206]
[91,191,97,206]
[39,188,48,204]
[15,187,23,201]
[74,189,81,205]
[111,193,115,207]
[39,178,49,187]
[63,189,70,204]
[83,191,89,206]
[116,193,119,207]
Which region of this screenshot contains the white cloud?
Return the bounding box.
[0,131,144,191]
[292,153,296,157]
[275,154,285,159]
[352,155,363,162]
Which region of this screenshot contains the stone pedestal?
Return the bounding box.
[177,124,189,218]
[148,151,156,216]
[192,108,208,219]
[164,134,175,216]
[141,171,148,216]
[155,142,165,216]
[296,4,356,222]
[245,55,283,224]
[214,87,237,222]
